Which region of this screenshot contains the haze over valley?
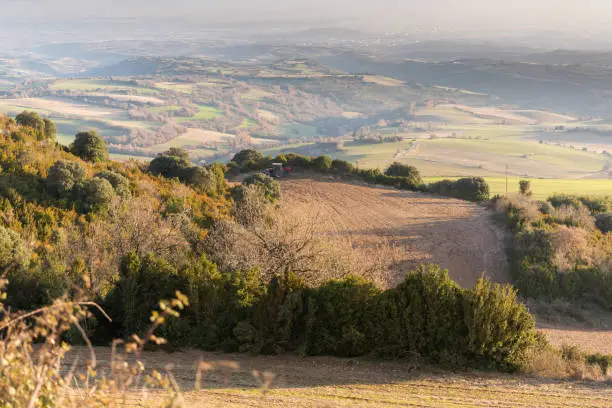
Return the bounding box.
[1,2,612,407]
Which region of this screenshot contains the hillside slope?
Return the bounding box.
[279,178,509,288]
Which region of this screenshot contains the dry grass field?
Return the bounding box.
[279,177,509,288]
[541,327,612,355]
[64,347,612,407]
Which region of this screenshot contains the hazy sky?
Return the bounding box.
[3,0,612,34]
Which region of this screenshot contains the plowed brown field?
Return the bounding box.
[279,177,509,288]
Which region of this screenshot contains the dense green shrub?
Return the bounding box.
[278,153,312,169]
[356,168,383,183]
[242,173,281,203]
[595,213,612,233]
[165,147,190,161]
[385,162,422,183]
[183,166,216,194]
[245,273,306,354]
[46,160,88,196]
[95,170,131,198]
[104,252,186,339]
[464,278,536,371]
[428,177,490,202]
[70,130,108,163]
[312,155,332,173]
[304,276,379,357]
[231,149,264,166]
[43,118,57,141]
[207,162,228,196]
[15,111,46,139]
[15,111,44,130]
[371,265,466,362]
[82,177,115,211]
[180,256,264,349]
[330,159,353,173]
[149,154,190,179]
[149,151,223,194]
[5,266,69,311]
[0,225,28,271]
[225,161,240,176]
[548,194,611,214]
[519,180,532,197]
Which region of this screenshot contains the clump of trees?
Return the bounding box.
[240,173,281,203]
[46,160,88,197]
[149,148,221,195]
[227,149,495,202]
[71,130,108,162]
[519,180,533,197]
[428,178,490,202]
[227,150,429,194]
[15,111,57,141]
[45,161,130,212]
[95,171,132,199]
[385,162,423,185]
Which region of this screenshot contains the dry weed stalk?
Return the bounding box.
[0,276,273,407]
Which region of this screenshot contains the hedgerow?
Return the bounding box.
[92,254,537,371]
[427,177,490,202]
[227,149,490,201]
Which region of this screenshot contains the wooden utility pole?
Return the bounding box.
[505,164,509,195]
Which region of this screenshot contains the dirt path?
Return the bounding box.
[279,177,509,288]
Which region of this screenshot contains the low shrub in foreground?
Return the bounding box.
[94,256,536,372]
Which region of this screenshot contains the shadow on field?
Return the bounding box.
[67,347,612,393]
[341,218,507,287]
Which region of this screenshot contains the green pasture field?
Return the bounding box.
[176,105,222,122]
[280,123,318,139]
[239,118,257,129]
[148,105,181,113]
[53,118,127,145]
[423,138,607,172]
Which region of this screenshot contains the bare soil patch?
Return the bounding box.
[279,177,509,288]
